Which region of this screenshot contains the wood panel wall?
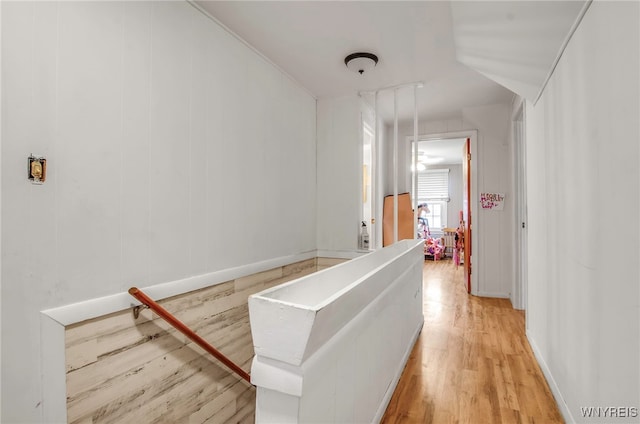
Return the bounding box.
[65,257,346,424]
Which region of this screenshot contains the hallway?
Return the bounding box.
[381,260,563,423]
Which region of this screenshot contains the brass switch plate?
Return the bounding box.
[28,155,46,183]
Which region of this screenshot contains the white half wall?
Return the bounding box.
[525,2,639,422]
[1,2,316,421]
[250,240,424,423]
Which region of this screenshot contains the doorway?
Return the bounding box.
[410,131,478,294]
[411,138,465,238]
[360,99,377,250]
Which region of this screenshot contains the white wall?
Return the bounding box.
[1,2,316,422]
[464,104,514,298]
[525,2,639,422]
[375,118,388,250]
[0,1,4,417]
[316,96,360,253]
[392,104,514,298]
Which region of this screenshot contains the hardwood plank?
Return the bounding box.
[282,258,317,278]
[189,381,245,423]
[234,268,283,292]
[317,257,348,271]
[381,260,564,424]
[223,384,257,424]
[64,258,336,424]
[66,304,250,400]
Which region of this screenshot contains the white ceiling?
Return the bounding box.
[195,1,586,124]
[415,138,466,166]
[451,1,588,101]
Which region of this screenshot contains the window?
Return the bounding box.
[414,169,449,234]
[422,201,445,230]
[417,169,449,202]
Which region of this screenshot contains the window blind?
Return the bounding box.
[418,169,449,201]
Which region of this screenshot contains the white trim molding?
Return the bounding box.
[527,331,575,423]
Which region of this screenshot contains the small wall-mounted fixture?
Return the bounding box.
[344,52,378,75]
[28,155,47,184]
[132,304,149,319]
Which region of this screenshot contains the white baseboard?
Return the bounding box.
[316,249,368,260]
[474,291,510,299]
[526,330,575,423]
[42,250,317,326]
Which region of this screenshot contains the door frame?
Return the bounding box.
[359,98,377,250]
[360,120,375,249]
[512,102,528,311]
[408,130,478,295]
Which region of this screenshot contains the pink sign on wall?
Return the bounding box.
[480,192,505,210]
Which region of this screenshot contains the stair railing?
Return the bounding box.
[128,287,252,384]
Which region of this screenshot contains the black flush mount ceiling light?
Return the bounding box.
[344,52,379,75]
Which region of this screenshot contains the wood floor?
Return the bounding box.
[381,259,564,424]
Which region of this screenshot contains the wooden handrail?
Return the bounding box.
[128,287,252,385]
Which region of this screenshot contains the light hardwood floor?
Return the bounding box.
[381,259,564,424]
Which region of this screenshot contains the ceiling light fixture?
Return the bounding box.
[344,52,378,75]
[424,156,444,164]
[411,163,427,172]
